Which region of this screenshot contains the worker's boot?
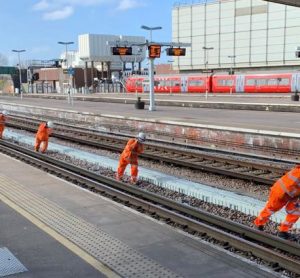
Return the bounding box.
[254,223,264,231]
[278,231,292,240]
[115,174,122,182]
[257,225,264,231]
[130,177,137,185]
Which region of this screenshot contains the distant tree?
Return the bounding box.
[0,53,8,66]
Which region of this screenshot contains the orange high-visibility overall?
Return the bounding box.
[254,165,300,227]
[117,138,144,182]
[279,197,300,232]
[34,122,52,153]
[0,114,6,139]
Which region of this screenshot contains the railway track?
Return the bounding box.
[6,115,292,185]
[0,139,299,276]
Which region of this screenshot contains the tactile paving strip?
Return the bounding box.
[0,247,27,277]
[0,175,181,278]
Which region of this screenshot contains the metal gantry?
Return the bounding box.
[107,35,191,112]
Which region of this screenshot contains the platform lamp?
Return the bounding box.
[228,55,236,94]
[202,46,214,100]
[167,60,174,94]
[58,41,74,68]
[58,41,74,97]
[12,49,26,99]
[293,47,300,101]
[141,25,162,42]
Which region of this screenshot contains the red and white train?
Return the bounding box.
[125,72,300,94]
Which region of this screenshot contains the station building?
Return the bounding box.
[26,34,146,94]
[172,0,300,73]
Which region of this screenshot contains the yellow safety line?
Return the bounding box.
[0,193,121,278]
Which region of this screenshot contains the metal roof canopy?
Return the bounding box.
[264,0,300,7]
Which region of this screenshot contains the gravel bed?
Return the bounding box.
[53,132,272,200]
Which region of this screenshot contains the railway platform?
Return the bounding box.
[9,92,300,113]
[0,94,300,133]
[0,152,278,278]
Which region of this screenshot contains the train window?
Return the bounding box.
[268,79,277,85]
[217,79,233,86]
[227,80,234,86]
[154,80,160,86]
[257,79,266,86]
[134,81,142,87]
[279,78,289,85]
[165,80,171,87]
[246,79,255,85]
[189,80,204,86]
[217,79,226,86]
[174,81,181,87]
[155,80,165,87]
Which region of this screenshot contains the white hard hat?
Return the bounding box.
[47,121,54,128]
[2,110,8,116]
[137,132,146,143]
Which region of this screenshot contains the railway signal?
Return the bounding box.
[148,45,161,58]
[111,47,133,55]
[166,47,186,56]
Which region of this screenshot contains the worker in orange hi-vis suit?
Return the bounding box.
[0,110,8,139]
[116,132,146,184]
[34,121,54,153]
[278,197,300,239]
[254,165,300,239]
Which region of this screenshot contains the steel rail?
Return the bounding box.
[9,113,300,159]
[7,119,290,185]
[0,140,299,274]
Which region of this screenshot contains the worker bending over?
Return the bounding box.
[35,121,54,153]
[254,165,300,239]
[0,110,8,139]
[116,132,146,184]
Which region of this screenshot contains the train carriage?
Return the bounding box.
[243,73,292,93]
[125,77,145,93]
[154,76,182,93]
[212,75,236,93]
[125,72,300,94]
[187,76,209,93]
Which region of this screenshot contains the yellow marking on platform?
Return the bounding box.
[0,193,121,278]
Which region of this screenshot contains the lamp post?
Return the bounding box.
[228,55,236,94]
[42,60,49,94]
[12,49,26,99]
[167,60,174,94]
[202,46,214,100]
[141,25,162,42]
[58,41,74,99]
[141,25,162,111]
[58,41,74,68]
